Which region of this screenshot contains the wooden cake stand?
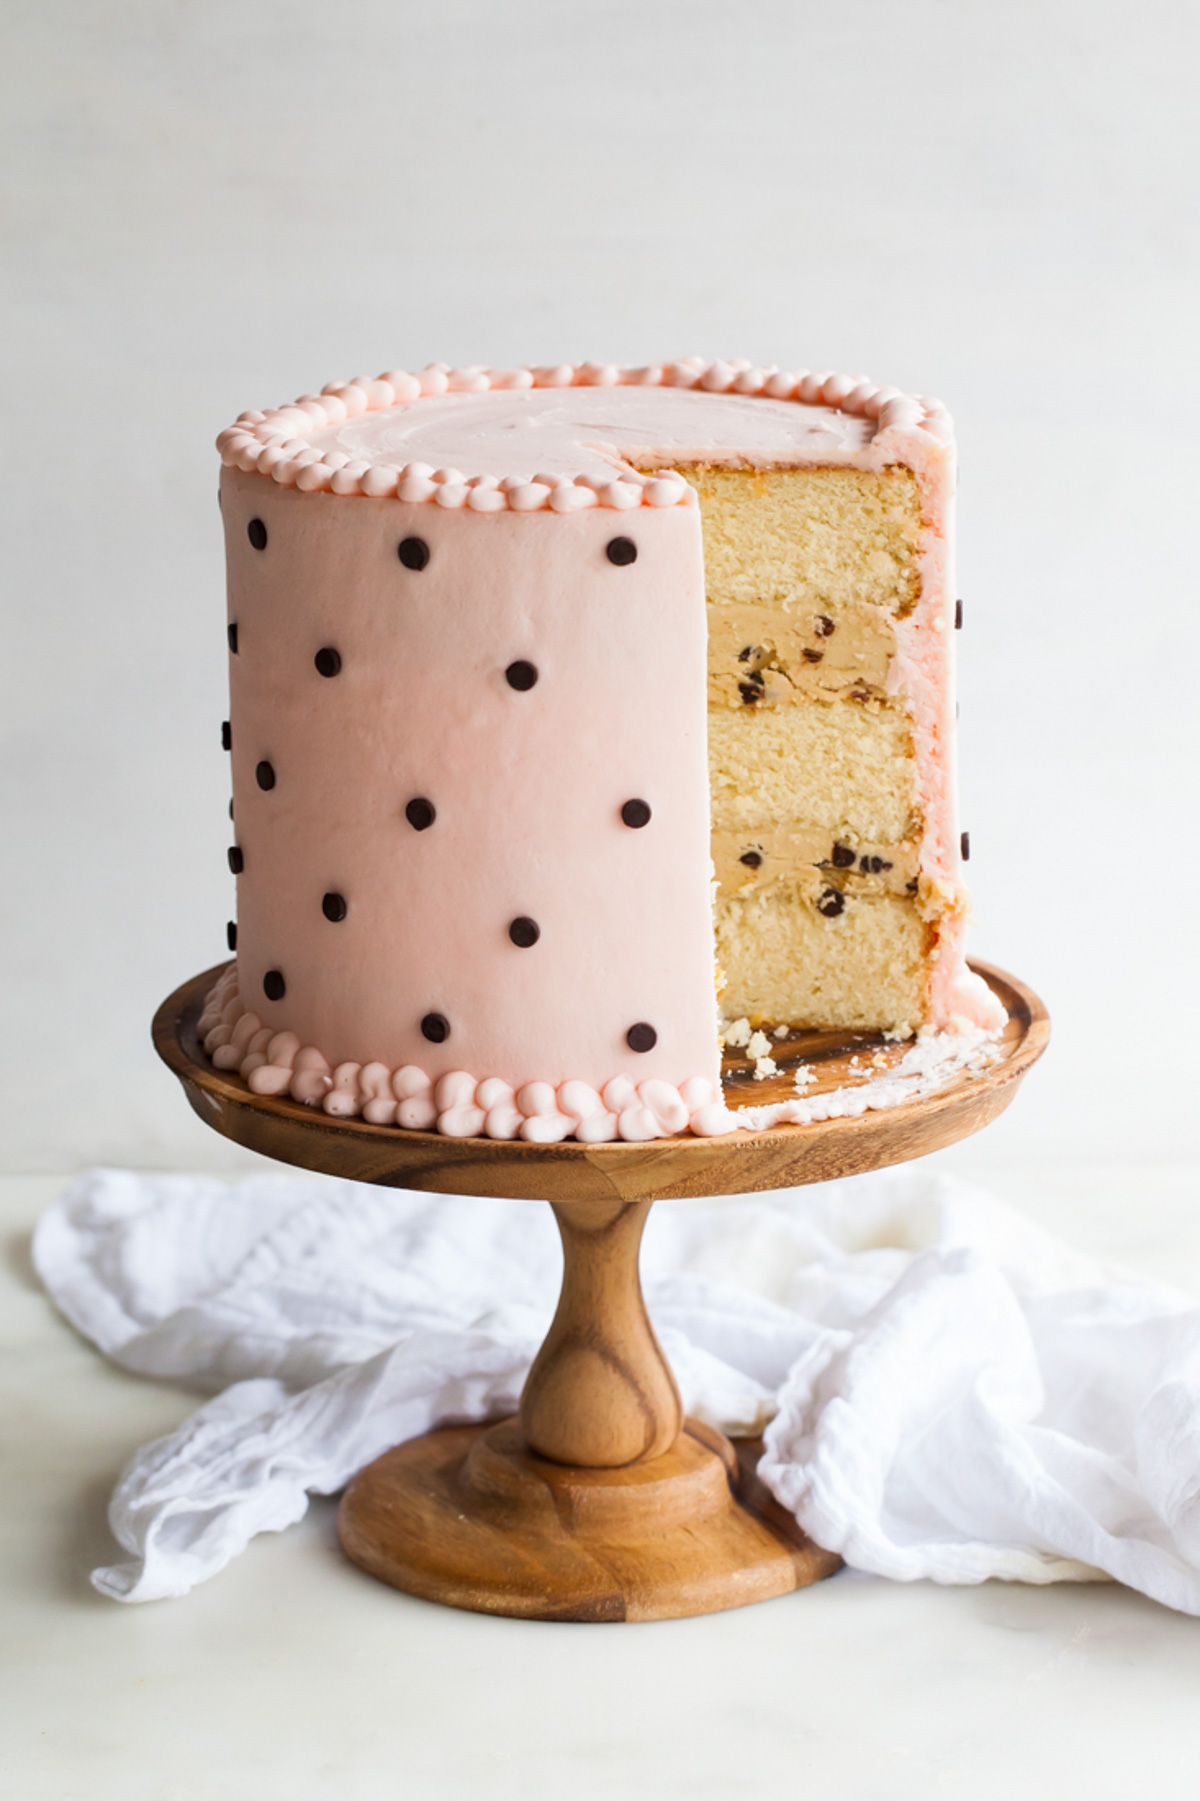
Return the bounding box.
[154,959,1047,1623]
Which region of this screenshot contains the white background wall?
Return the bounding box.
[3,0,1197,1172]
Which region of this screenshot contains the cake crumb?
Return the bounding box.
[725,1018,1009,1134]
[724,1017,752,1050]
[773,1024,790,1040]
[753,1055,778,1081]
[746,1029,773,1060]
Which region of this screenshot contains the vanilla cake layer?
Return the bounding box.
[708,703,917,841]
[692,465,923,613]
[716,883,928,1033]
[210,362,1003,1144]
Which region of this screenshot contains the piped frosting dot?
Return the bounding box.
[360,466,400,498]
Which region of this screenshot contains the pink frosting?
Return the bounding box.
[197,964,731,1141]
[221,463,723,1097]
[215,356,1000,1122]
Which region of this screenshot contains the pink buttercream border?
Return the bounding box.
[197,965,736,1141]
[215,357,952,510]
[197,963,1005,1143]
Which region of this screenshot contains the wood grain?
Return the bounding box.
[519,1200,682,1466]
[337,1418,841,1623]
[153,959,1049,1202]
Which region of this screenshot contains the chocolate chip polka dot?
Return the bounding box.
[227,622,238,654]
[961,831,971,861]
[421,1012,450,1044]
[405,798,436,831]
[322,892,347,923]
[505,660,538,691]
[606,537,637,566]
[621,799,651,829]
[263,968,286,1001]
[398,537,430,571]
[221,720,231,751]
[228,846,243,874]
[626,1022,657,1053]
[509,917,540,948]
[226,921,237,951]
[314,646,341,678]
[255,760,275,791]
[247,518,267,551]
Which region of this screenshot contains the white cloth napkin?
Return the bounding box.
[31,1166,1200,1613]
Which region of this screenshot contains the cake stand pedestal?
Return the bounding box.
[154,960,1047,1622]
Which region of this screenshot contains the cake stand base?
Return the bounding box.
[338,1417,839,1622]
[154,958,1048,1623]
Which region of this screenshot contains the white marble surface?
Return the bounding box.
[4,1160,1200,1800]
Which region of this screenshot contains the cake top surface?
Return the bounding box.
[217,359,953,511]
[308,387,875,482]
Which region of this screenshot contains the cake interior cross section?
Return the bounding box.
[205,360,1004,1145]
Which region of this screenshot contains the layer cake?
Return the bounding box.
[201,359,1002,1142]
